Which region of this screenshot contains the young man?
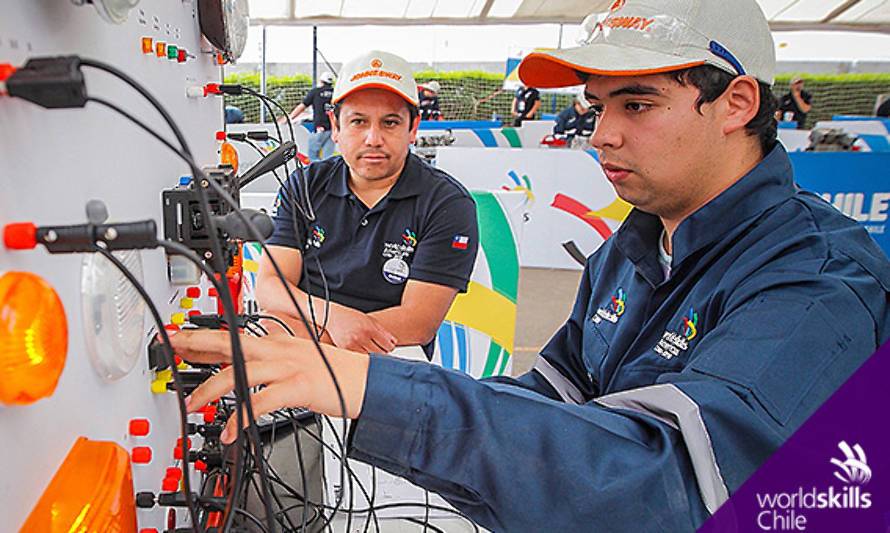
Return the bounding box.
[776,76,813,129]
[511,83,540,126]
[283,71,336,161]
[417,80,443,121]
[172,1,890,530]
[259,51,479,357]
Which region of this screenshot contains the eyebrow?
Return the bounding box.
[586,84,662,101]
[344,111,405,120]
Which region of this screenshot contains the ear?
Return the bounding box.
[328,110,339,142]
[720,76,760,136]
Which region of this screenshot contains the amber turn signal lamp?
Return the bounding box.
[21,437,137,532]
[0,271,68,405]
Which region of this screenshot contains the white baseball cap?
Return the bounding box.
[575,92,591,110]
[519,0,776,88]
[319,71,336,84]
[426,80,441,93]
[332,50,418,106]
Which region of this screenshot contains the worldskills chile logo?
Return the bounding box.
[654,306,698,360]
[402,229,417,247]
[754,442,873,531]
[592,287,626,325]
[309,225,326,248]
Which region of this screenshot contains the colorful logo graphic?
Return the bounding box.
[452,234,469,250]
[501,170,534,201]
[609,0,626,12]
[370,58,383,68]
[681,307,699,341]
[311,225,326,248]
[831,441,872,485]
[402,228,417,247]
[610,288,627,317]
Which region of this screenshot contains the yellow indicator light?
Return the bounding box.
[151,369,172,394]
[0,272,68,405]
[21,437,137,532]
[170,312,186,326]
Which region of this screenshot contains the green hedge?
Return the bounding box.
[225,71,890,127]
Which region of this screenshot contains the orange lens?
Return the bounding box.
[0,271,68,405]
[21,437,137,533]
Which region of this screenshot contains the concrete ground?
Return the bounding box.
[511,267,583,377]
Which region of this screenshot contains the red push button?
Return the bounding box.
[162,476,179,492]
[186,287,201,298]
[132,446,152,464]
[129,418,150,437]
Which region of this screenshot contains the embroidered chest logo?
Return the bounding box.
[308,225,326,249]
[592,287,626,324]
[381,227,417,285]
[654,307,699,360]
[402,229,417,247]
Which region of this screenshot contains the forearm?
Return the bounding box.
[256,275,329,334]
[369,305,441,346]
[792,93,811,112]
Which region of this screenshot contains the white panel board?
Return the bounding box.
[0,2,224,530]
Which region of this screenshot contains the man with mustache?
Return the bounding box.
[257,50,478,357]
[173,1,890,530]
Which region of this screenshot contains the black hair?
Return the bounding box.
[331,99,419,129]
[575,65,778,155]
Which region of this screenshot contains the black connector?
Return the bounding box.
[137,491,227,512]
[189,448,224,469]
[186,423,224,440]
[166,370,213,394]
[188,313,253,330]
[148,336,172,371]
[246,130,272,141]
[217,84,244,95]
[226,131,272,142]
[6,56,87,109]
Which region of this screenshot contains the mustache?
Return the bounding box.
[357,150,389,158]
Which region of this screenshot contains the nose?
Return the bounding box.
[364,122,385,147]
[589,109,622,151]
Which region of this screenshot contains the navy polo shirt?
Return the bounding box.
[266,153,479,352]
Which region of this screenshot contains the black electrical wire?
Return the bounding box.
[406,518,446,533]
[158,238,267,530]
[255,314,295,337]
[294,417,477,532]
[240,132,324,339]
[89,245,201,528]
[79,59,193,159]
[84,91,353,530]
[82,87,275,531]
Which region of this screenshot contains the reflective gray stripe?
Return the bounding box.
[532,356,584,404]
[595,384,729,514]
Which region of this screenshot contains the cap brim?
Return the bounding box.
[333,82,419,107]
[519,43,707,88]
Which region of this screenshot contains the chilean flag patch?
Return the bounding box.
[452,234,469,250]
